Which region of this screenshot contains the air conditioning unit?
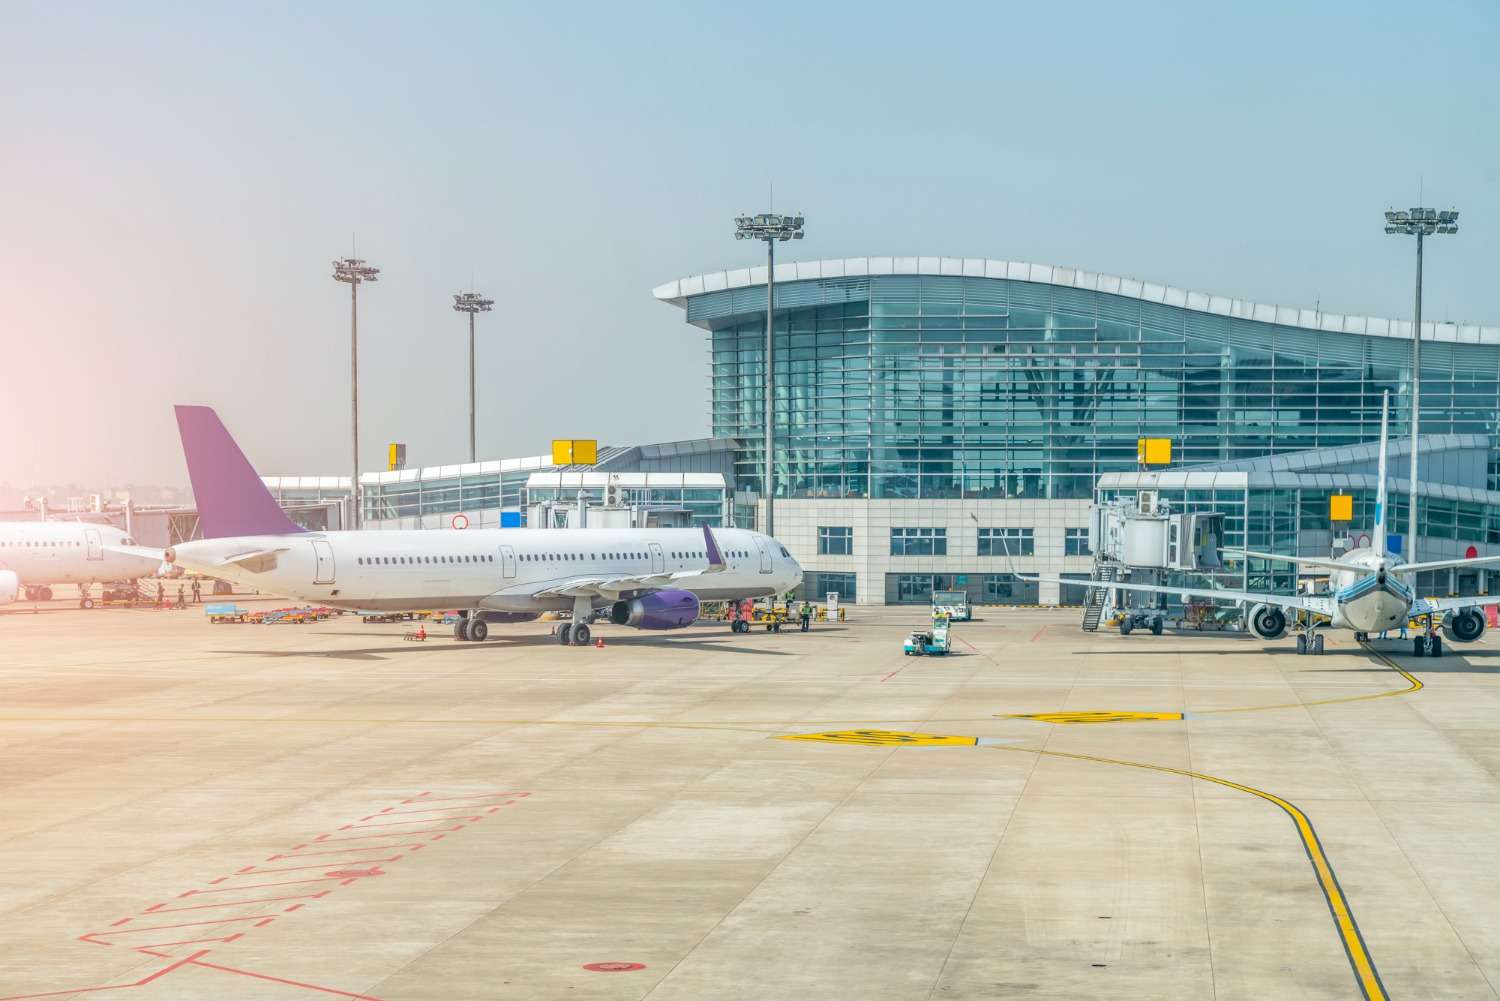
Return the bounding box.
[1137,490,1159,515]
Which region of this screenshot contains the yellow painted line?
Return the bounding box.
[777,729,979,747]
[1195,643,1421,716]
[1007,711,1185,724]
[1001,745,1388,1001]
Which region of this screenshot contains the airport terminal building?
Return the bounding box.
[653,256,1500,605]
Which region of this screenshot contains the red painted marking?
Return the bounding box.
[956,635,981,651]
[142,891,331,915]
[325,867,384,879]
[878,667,903,683]
[207,877,227,885]
[180,874,371,896]
[284,904,305,912]
[360,804,504,819]
[486,807,499,813]
[231,857,401,877]
[0,949,211,1001]
[305,824,466,843]
[1029,625,1047,642]
[186,958,385,1000]
[271,843,423,860]
[402,791,523,802]
[80,915,271,945]
[110,918,132,927]
[582,962,646,972]
[252,918,275,927]
[342,815,481,829]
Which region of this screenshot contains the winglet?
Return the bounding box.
[175,405,306,539]
[703,524,725,568]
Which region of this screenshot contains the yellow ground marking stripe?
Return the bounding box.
[777,729,979,747]
[1007,711,1185,724]
[997,745,1388,1001]
[1194,643,1421,716]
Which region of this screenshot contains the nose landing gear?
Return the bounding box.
[1296,631,1326,655]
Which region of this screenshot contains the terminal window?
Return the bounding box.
[979,527,1033,557]
[1065,527,1090,556]
[818,526,853,556]
[890,527,947,556]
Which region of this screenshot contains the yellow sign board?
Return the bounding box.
[551,439,598,465]
[1137,438,1172,466]
[777,729,979,747]
[387,443,406,471]
[1007,711,1184,725]
[1330,494,1353,522]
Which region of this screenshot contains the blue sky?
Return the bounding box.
[2,1,1497,488]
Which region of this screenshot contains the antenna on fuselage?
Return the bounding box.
[1373,391,1389,560]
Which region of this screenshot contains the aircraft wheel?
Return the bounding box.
[1314,634,1325,655]
[454,619,468,641]
[572,623,591,646]
[1151,617,1164,636]
[1429,635,1443,658]
[1120,620,1132,636]
[467,618,488,642]
[40,587,53,601]
[1413,637,1425,657]
[80,597,95,609]
[1296,634,1308,655]
[558,624,572,645]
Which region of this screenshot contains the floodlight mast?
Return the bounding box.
[332,257,380,529]
[733,212,805,537]
[452,291,495,463]
[1383,207,1458,563]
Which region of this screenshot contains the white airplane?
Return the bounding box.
[1030,392,1500,657]
[0,520,162,607]
[153,406,803,646]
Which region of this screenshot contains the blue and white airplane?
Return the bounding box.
[1032,392,1500,657]
[148,407,802,646]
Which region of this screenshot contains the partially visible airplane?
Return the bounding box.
[149,406,802,645]
[0,521,163,606]
[1028,392,1500,657]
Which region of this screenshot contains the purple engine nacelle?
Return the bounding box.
[610,589,699,630]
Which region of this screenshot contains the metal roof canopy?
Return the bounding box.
[653,256,1497,345]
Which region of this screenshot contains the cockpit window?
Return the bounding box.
[780,547,790,557]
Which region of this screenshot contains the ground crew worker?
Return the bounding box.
[156,581,164,605]
[175,584,186,609]
[799,600,812,632]
[191,578,201,603]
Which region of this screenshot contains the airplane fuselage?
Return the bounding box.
[167,526,802,613]
[0,521,161,589]
[1324,546,1413,633]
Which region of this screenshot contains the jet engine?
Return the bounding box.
[1248,603,1289,640]
[0,570,17,604]
[1443,608,1486,643]
[609,589,700,629]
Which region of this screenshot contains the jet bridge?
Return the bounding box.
[1081,491,1225,633]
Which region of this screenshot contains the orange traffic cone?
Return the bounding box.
[595,638,604,648]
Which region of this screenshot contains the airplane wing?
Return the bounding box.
[105,544,167,562]
[1396,555,1500,575]
[1022,574,1328,615]
[1413,594,1498,615]
[1221,549,1366,573]
[514,525,729,601]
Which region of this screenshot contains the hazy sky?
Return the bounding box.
[2,1,1497,490]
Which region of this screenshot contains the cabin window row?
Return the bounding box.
[357,555,495,566]
[0,540,83,547]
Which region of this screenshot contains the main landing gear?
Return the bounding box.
[556,596,594,646]
[1412,614,1443,658]
[454,614,489,642]
[24,586,53,602]
[1295,631,1326,656]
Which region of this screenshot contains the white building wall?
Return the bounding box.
[763,498,1097,605]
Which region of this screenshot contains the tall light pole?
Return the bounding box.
[452,291,495,463]
[333,257,380,529]
[734,212,804,537]
[1384,207,1458,563]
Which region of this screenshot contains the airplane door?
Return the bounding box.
[501,545,516,579]
[649,542,665,574]
[84,528,103,561]
[755,536,772,574]
[312,540,335,584]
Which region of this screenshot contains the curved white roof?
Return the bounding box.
[653,256,1499,346]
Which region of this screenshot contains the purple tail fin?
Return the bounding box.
[175,405,306,539]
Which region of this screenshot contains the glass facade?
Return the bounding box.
[693,274,1499,503]
[817,526,853,555]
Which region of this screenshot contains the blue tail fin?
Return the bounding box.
[175,406,305,539]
